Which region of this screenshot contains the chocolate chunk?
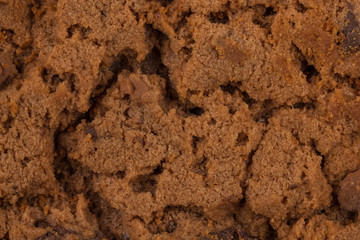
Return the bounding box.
[119,74,149,101]
[0,53,17,87]
[119,233,130,240]
[338,170,360,211]
[84,125,98,140]
[342,11,360,52]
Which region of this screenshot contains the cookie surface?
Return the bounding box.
[0,0,360,239]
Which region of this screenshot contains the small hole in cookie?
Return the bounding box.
[67,24,77,38]
[220,84,238,95]
[242,91,257,106]
[286,218,297,226]
[295,0,308,13]
[264,7,276,17]
[51,74,63,84]
[291,43,319,84]
[152,0,173,7]
[209,11,229,24]
[300,60,319,84]
[281,196,288,204]
[209,228,242,240]
[21,157,30,167]
[188,107,204,116]
[130,175,157,194]
[3,116,13,130]
[141,46,171,82]
[192,136,203,154]
[192,157,208,176]
[228,106,237,114]
[123,94,130,100]
[116,171,126,179]
[123,108,130,118]
[306,192,312,200]
[152,160,165,175]
[233,231,240,240]
[40,68,49,82]
[208,118,217,125]
[66,24,91,39]
[347,211,358,222]
[292,101,315,110]
[141,48,162,75]
[34,220,49,228]
[236,132,249,146]
[110,52,134,75]
[175,10,192,32]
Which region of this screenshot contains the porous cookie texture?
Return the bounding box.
[0,0,360,239]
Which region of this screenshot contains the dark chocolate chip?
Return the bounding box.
[338,170,360,211]
[0,53,17,88]
[84,125,98,140]
[342,11,360,52]
[166,219,177,233]
[119,233,130,240]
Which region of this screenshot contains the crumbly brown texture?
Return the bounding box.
[1,0,360,239]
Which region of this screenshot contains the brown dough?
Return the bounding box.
[0,0,360,239]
